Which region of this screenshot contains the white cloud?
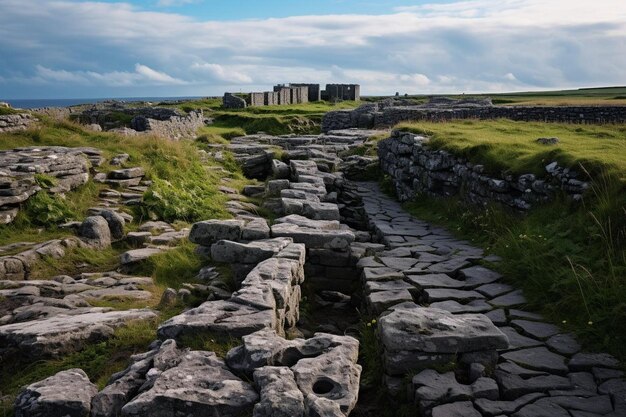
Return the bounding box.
[30,64,187,86]
[156,0,202,7]
[0,0,624,97]
[190,63,253,84]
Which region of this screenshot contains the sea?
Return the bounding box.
[1,97,205,110]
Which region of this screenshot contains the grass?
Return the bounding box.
[29,246,123,279]
[132,241,203,289]
[0,107,21,116]
[164,98,360,136]
[396,119,626,180]
[0,118,234,241]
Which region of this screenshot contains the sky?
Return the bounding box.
[0,0,625,99]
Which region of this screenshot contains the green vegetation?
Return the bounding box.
[358,318,383,387]
[163,98,360,136]
[178,333,241,358]
[30,246,123,279]
[0,106,20,116]
[133,241,203,289]
[397,119,626,180]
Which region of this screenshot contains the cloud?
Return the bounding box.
[0,0,624,98]
[156,0,202,7]
[190,63,253,84]
[29,64,187,86]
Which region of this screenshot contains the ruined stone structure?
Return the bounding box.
[322,84,361,102]
[223,92,248,109]
[223,82,360,108]
[290,83,322,102]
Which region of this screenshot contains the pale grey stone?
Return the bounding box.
[15,369,97,417]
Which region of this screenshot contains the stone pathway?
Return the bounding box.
[350,181,626,417]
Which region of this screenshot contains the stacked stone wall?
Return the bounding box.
[323,104,626,131]
[0,113,36,133]
[378,130,589,210]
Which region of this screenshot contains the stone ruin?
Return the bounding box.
[222,83,361,109]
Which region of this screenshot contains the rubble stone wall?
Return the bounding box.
[323,105,626,131]
[130,110,206,140]
[0,113,36,133]
[378,130,589,210]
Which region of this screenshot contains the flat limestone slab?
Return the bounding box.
[378,302,509,354]
[0,309,157,358]
[157,300,276,340]
[271,215,354,250]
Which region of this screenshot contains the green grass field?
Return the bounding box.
[396,119,626,181]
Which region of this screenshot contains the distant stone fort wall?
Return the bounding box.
[322,99,626,131]
[223,83,360,109]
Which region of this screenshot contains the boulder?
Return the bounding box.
[253,367,304,417]
[99,209,126,240]
[121,351,258,417]
[14,369,97,417]
[78,216,111,249]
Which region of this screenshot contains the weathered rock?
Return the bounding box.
[78,216,111,249]
[431,401,483,417]
[379,303,508,375]
[120,248,165,265]
[108,167,145,179]
[14,369,97,417]
[189,219,245,246]
[412,369,499,408]
[120,351,258,417]
[99,209,126,240]
[157,300,276,340]
[211,238,292,264]
[253,366,304,417]
[271,215,355,250]
[0,309,157,358]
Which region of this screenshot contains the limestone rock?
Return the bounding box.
[253,366,304,417]
[78,216,111,249]
[120,351,258,417]
[14,369,97,417]
[189,219,245,246]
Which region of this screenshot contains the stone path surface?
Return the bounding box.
[349,180,626,417]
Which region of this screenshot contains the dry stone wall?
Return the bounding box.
[129,110,205,140]
[0,113,36,133]
[378,130,589,210]
[323,103,626,131]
